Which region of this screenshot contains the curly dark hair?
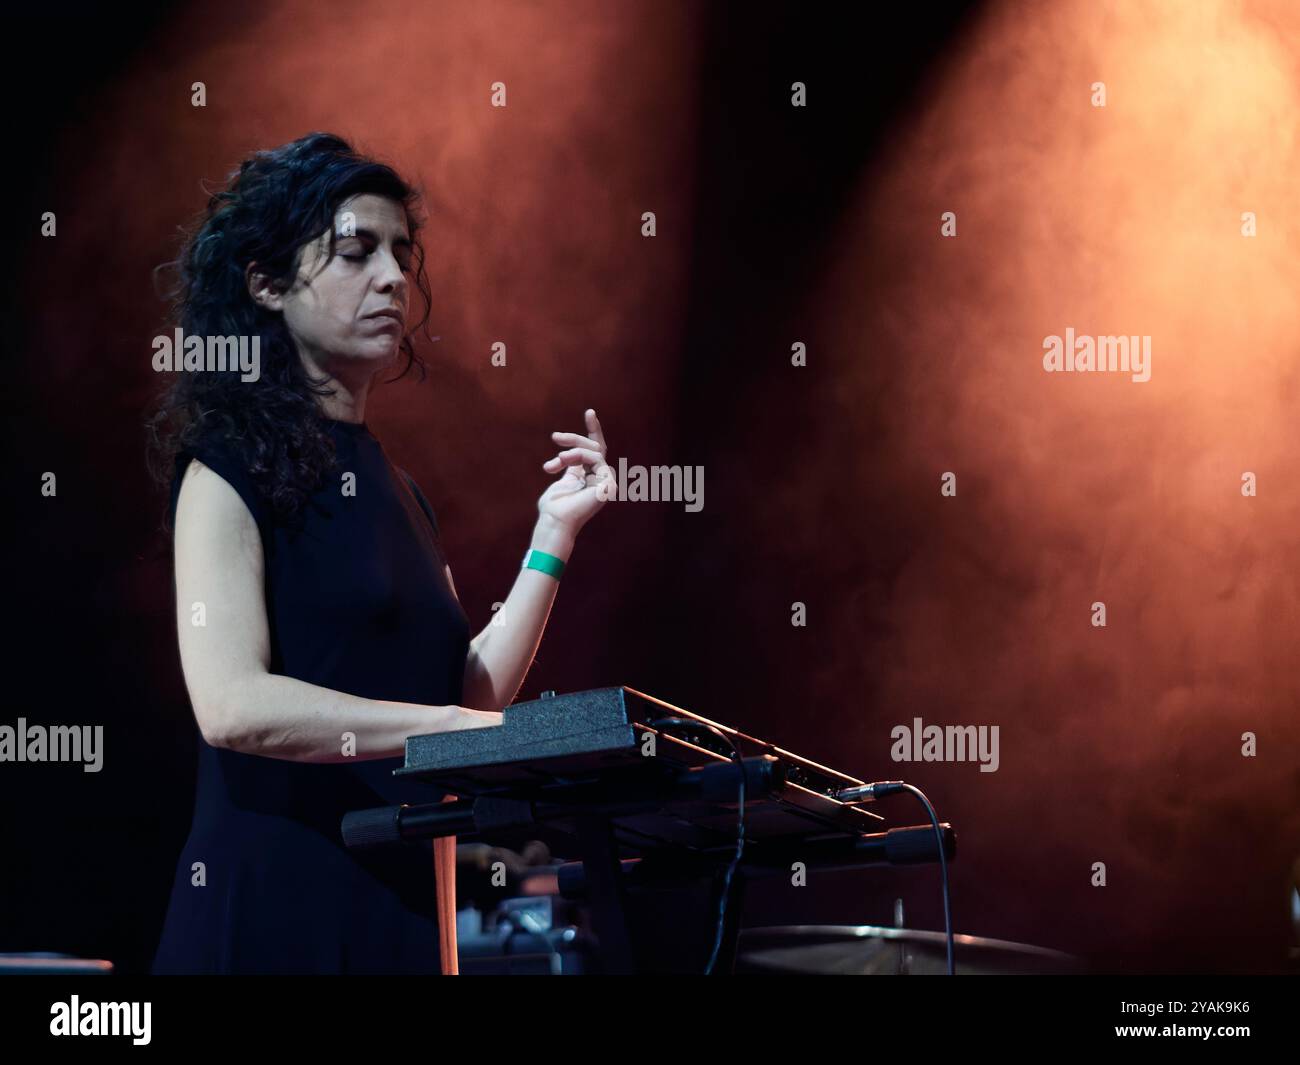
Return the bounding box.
[146,131,433,525]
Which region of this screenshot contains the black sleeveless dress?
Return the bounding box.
[151,418,470,974]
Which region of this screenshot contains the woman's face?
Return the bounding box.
[261,193,413,373]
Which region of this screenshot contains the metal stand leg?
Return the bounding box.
[576,817,637,974]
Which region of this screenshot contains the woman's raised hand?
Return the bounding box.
[536,408,616,537]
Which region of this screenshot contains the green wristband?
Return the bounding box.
[522,548,565,580]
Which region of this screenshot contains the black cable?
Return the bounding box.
[900,782,954,976]
[650,717,745,975]
[846,780,954,975]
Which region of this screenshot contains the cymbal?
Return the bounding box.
[736,925,1083,975]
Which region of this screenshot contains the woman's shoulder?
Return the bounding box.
[394,466,441,540]
[170,430,272,538]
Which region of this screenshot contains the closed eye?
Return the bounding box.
[338,244,411,272]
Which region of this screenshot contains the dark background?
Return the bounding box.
[4,0,1297,975]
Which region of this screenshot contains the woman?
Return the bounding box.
[146,132,615,974]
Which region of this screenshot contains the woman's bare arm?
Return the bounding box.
[457,516,573,712]
[174,459,501,763]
